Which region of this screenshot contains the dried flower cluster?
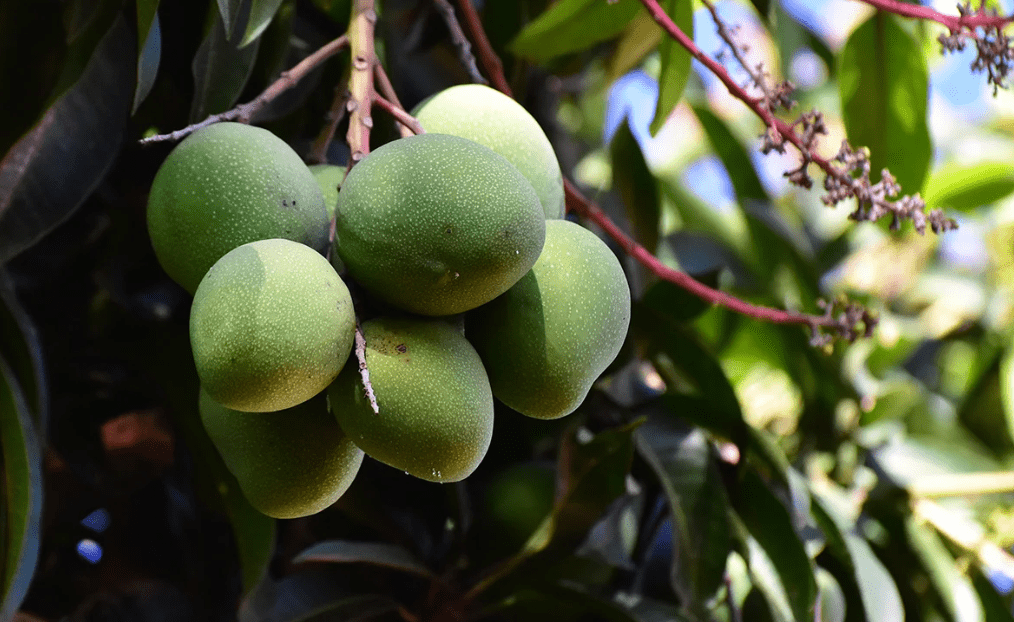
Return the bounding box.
[809,296,879,349]
[938,1,1014,94]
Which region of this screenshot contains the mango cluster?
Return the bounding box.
[146,85,630,520]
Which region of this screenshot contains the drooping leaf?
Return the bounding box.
[239,0,285,47]
[693,107,767,204]
[510,0,643,63]
[0,14,135,266]
[136,0,160,53]
[611,120,660,253]
[906,516,984,622]
[293,540,433,577]
[0,272,46,437]
[635,416,730,612]
[190,3,262,123]
[650,0,693,135]
[217,0,245,35]
[839,13,931,195]
[239,570,400,622]
[732,470,817,622]
[924,161,1014,212]
[133,11,161,113]
[815,567,846,622]
[972,566,1014,622]
[0,355,43,621]
[606,10,664,82]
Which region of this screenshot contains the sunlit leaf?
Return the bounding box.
[611,121,660,253]
[607,11,664,82]
[240,0,285,48]
[0,355,43,621]
[815,567,846,622]
[839,13,931,195]
[650,0,693,135]
[906,516,984,622]
[510,0,643,62]
[924,161,1014,212]
[293,540,433,577]
[0,15,134,266]
[190,3,261,122]
[972,566,1014,622]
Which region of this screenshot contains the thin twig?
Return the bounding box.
[434,0,487,85]
[453,0,512,96]
[859,0,1013,31]
[374,64,415,138]
[140,35,349,145]
[309,87,350,164]
[373,95,426,135]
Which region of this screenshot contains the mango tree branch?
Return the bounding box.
[374,64,416,138]
[373,95,425,135]
[140,34,349,145]
[346,0,378,165]
[453,0,512,96]
[858,0,1013,31]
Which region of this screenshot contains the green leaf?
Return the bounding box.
[510,0,643,62]
[293,540,433,577]
[606,11,664,82]
[190,3,261,123]
[906,516,984,622]
[839,13,931,195]
[693,107,767,204]
[972,566,1014,622]
[240,0,285,48]
[218,0,245,35]
[239,571,400,622]
[732,470,817,622]
[650,0,693,135]
[0,355,43,621]
[133,11,161,113]
[640,276,716,324]
[136,0,160,53]
[924,161,1014,212]
[611,121,661,253]
[0,14,135,266]
[635,417,730,612]
[0,272,47,436]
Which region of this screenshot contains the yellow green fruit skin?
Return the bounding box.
[336,133,545,316]
[308,163,342,223]
[190,239,356,413]
[327,317,494,483]
[199,389,364,519]
[147,122,328,293]
[413,84,565,220]
[467,220,630,419]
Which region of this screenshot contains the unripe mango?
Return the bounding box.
[467,220,630,419]
[327,317,494,482]
[200,390,364,519]
[190,239,356,412]
[147,122,329,293]
[336,133,545,316]
[413,84,565,219]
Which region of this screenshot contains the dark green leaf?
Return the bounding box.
[505,581,645,622]
[635,417,730,612]
[611,121,660,253]
[510,0,643,62]
[133,11,161,113]
[640,276,715,324]
[218,0,245,35]
[136,0,160,53]
[239,570,400,622]
[293,540,433,577]
[190,3,261,122]
[693,106,767,204]
[972,566,1014,622]
[650,0,693,135]
[240,0,285,47]
[47,0,125,110]
[839,13,931,194]
[0,272,47,436]
[0,355,43,621]
[924,161,1014,212]
[906,516,984,622]
[0,14,134,266]
[732,470,817,622]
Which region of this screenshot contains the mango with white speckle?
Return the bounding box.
[148,122,329,293]
[466,220,630,419]
[335,133,545,316]
[327,317,494,482]
[190,239,356,412]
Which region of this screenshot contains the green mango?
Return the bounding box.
[467,219,630,419]
[190,238,356,413]
[413,84,566,219]
[336,133,545,316]
[200,390,363,519]
[328,317,494,482]
[147,122,328,294]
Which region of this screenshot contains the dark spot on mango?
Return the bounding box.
[395,343,407,354]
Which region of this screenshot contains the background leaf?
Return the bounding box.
[611,121,661,254]
[133,11,161,113]
[650,0,693,135]
[924,161,1014,212]
[190,3,262,122]
[293,540,433,577]
[510,0,643,62]
[839,13,931,194]
[0,272,47,437]
[240,0,285,47]
[0,14,135,266]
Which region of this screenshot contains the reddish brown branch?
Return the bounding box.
[453,0,513,96]
[858,0,1013,31]
[373,95,425,135]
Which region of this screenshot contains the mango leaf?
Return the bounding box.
[0,355,43,621]
[190,3,261,123]
[0,14,134,266]
[732,470,817,622]
[133,11,161,113]
[293,540,433,577]
[607,10,664,81]
[810,494,904,622]
[136,0,160,53]
[640,275,716,324]
[972,566,1014,622]
[218,0,245,35]
[239,570,399,622]
[906,516,984,622]
[240,0,285,47]
[693,107,767,204]
[839,13,931,195]
[650,0,693,135]
[611,121,660,253]
[510,0,643,63]
[924,161,1014,212]
[0,272,46,437]
[635,416,730,613]
[769,0,835,83]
